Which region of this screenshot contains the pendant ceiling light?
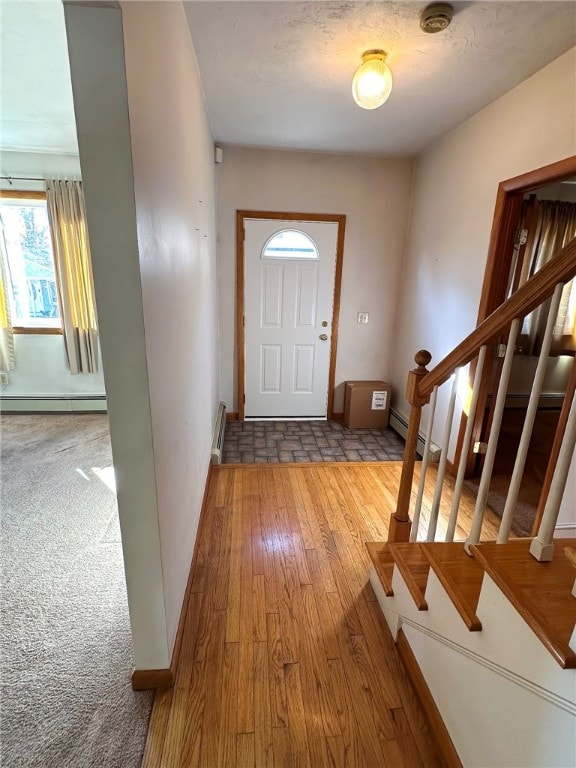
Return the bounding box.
[352,50,392,110]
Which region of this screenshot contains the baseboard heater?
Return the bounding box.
[389,407,441,463]
[211,401,227,465]
[0,395,107,413]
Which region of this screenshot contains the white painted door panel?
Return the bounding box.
[244,219,338,418]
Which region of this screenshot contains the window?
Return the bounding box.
[262,229,318,259]
[0,195,61,330]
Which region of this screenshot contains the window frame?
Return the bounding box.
[0,190,63,335]
[261,228,319,260]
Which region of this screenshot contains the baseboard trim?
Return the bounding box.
[131,463,214,692]
[132,668,174,691]
[555,523,576,538]
[331,411,344,422]
[488,393,565,410]
[396,628,463,768]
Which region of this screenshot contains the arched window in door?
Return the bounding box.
[261,229,318,259]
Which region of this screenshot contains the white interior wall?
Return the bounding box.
[0,150,81,183]
[557,448,576,534]
[0,150,106,402]
[2,335,104,398]
[121,0,219,653]
[535,181,576,202]
[216,147,413,413]
[507,356,572,399]
[391,47,576,517]
[65,1,168,670]
[64,0,218,670]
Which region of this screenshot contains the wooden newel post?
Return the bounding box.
[388,350,432,543]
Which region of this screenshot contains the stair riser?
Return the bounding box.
[368,565,401,638]
[376,553,576,703]
[370,557,576,767]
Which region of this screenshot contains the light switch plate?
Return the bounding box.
[357,312,369,324]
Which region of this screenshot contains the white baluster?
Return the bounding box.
[498,284,564,543]
[410,386,438,542]
[427,373,458,542]
[529,390,576,562]
[446,345,487,542]
[465,319,520,553]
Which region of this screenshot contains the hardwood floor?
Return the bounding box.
[142,462,499,768]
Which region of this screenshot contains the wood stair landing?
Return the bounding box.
[366,542,394,596]
[388,543,430,610]
[471,538,576,669]
[420,543,484,631]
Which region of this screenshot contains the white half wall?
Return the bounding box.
[64,1,168,670]
[65,0,219,670]
[121,0,219,654]
[216,147,413,413]
[391,46,576,519]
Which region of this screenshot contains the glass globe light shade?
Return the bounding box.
[352,50,393,110]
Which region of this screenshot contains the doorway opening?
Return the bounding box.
[455,156,576,534]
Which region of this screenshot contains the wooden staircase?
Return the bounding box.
[367,538,576,668]
[368,236,576,766]
[366,538,576,767]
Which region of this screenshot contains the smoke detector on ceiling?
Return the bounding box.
[419,3,454,33]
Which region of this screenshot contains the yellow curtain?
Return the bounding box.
[519,200,576,356]
[0,253,14,371]
[46,180,99,374]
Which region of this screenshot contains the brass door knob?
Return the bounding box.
[319,333,328,341]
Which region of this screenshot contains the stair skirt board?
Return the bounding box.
[402,623,575,768]
[369,566,576,768]
[555,522,576,538]
[395,629,463,768]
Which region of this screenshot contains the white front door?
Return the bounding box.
[244,218,339,418]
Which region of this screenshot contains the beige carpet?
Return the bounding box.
[0,413,152,768]
[463,477,536,537]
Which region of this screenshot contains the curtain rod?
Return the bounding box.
[1,176,47,183]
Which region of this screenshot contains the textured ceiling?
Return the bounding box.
[184,1,576,155]
[1,1,78,154]
[2,1,575,157]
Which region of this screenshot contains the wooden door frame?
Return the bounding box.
[455,155,576,476]
[236,210,346,421]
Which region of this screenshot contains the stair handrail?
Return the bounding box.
[419,236,576,398]
[389,235,576,543]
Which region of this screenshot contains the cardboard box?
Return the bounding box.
[344,380,391,429]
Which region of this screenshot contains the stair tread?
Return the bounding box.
[471,538,576,669]
[365,542,394,596]
[420,543,483,631]
[388,543,430,610]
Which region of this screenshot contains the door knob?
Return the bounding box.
[319,333,328,341]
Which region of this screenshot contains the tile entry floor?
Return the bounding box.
[222,419,406,464]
